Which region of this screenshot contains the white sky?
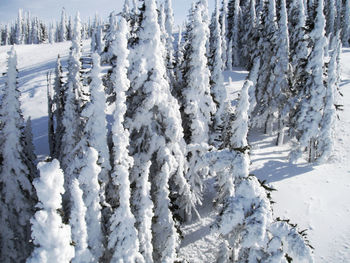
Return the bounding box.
[0,0,214,26]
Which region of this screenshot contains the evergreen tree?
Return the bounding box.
[318,33,341,162]
[0,47,36,262]
[27,160,74,263]
[107,17,144,263]
[127,0,196,260]
[82,52,110,210]
[164,0,176,87]
[59,8,67,42]
[290,0,328,163]
[220,0,228,69]
[15,9,24,44]
[70,179,94,263]
[53,55,65,158]
[342,0,350,47]
[181,3,216,205]
[210,0,228,146]
[252,0,278,132]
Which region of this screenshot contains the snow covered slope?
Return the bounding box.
[250,48,350,263]
[0,42,349,262]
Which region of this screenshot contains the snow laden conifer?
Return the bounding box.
[70,179,94,263]
[28,160,74,263]
[317,33,341,162]
[0,47,36,262]
[210,0,227,146]
[81,52,110,207]
[59,8,67,42]
[252,0,278,132]
[66,52,106,259]
[127,0,196,261]
[181,2,216,206]
[290,0,328,163]
[107,17,144,263]
[53,55,65,158]
[60,12,83,174]
[342,0,350,47]
[164,0,176,87]
[273,0,291,146]
[220,0,228,69]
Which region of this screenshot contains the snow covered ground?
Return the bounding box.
[0,42,349,262]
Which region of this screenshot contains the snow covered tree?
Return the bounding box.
[220,0,228,68]
[290,0,328,163]
[70,179,94,263]
[127,0,196,261]
[107,17,144,263]
[181,2,216,205]
[23,117,37,169]
[210,0,227,146]
[59,8,67,42]
[0,47,36,262]
[317,33,341,162]
[241,0,258,68]
[53,55,65,158]
[60,12,83,173]
[164,0,176,87]
[27,160,75,263]
[227,0,241,67]
[252,0,278,132]
[342,0,350,47]
[325,0,336,37]
[181,4,216,145]
[82,52,110,209]
[15,9,24,44]
[273,0,291,146]
[102,12,117,63]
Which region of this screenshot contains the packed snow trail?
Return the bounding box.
[1,42,350,262]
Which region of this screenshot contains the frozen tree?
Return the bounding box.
[67,144,104,261]
[15,9,24,44]
[181,4,216,145]
[53,55,65,158]
[227,0,241,67]
[247,57,260,119]
[342,0,350,47]
[201,148,313,262]
[60,13,82,176]
[241,0,258,68]
[59,8,67,42]
[70,179,94,263]
[227,39,233,71]
[181,3,216,204]
[325,0,336,37]
[27,160,75,263]
[127,0,196,260]
[210,0,228,146]
[82,52,110,207]
[0,47,36,262]
[220,0,228,68]
[107,17,144,263]
[252,0,278,132]
[215,174,313,262]
[229,81,250,149]
[164,0,176,86]
[23,117,37,175]
[317,34,341,162]
[273,0,291,146]
[290,0,328,163]
[102,12,118,63]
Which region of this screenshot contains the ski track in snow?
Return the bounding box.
[1,43,350,262]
